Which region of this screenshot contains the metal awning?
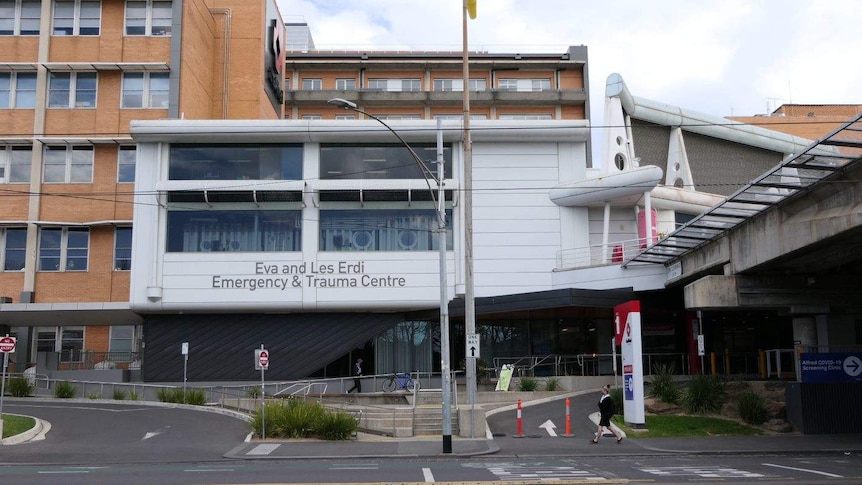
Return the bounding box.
[624,112,862,267]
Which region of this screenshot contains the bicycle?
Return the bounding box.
[382,372,420,392]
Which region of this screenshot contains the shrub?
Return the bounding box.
[252,399,331,439]
[246,387,262,398]
[682,374,727,414]
[315,411,359,440]
[517,376,538,392]
[543,377,561,391]
[7,377,34,397]
[610,386,623,418]
[54,381,77,399]
[738,390,768,425]
[87,392,101,400]
[128,390,141,401]
[113,388,127,400]
[155,387,207,405]
[649,363,681,404]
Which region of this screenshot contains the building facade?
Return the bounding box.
[0,0,285,374]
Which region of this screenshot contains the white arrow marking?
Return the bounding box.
[142,425,171,440]
[539,419,557,437]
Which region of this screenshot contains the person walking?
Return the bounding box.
[590,384,623,444]
[347,358,363,393]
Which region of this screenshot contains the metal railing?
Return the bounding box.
[556,236,662,270]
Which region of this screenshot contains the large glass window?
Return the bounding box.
[301,78,322,90]
[0,72,36,108]
[166,210,301,252]
[0,0,40,35]
[320,209,452,252]
[499,114,553,120]
[320,144,452,180]
[43,145,93,183]
[60,327,84,361]
[368,79,420,91]
[433,78,486,91]
[375,321,435,374]
[1,227,26,271]
[121,72,169,108]
[498,78,551,91]
[0,146,31,183]
[335,78,355,90]
[38,227,89,271]
[117,145,135,182]
[52,0,100,36]
[169,144,303,181]
[125,0,171,36]
[48,72,97,108]
[109,325,138,353]
[114,226,132,270]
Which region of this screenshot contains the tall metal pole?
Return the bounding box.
[462,0,477,436]
[437,119,453,454]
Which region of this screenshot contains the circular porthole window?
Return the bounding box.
[616,136,624,146]
[614,153,626,170]
[352,230,374,250]
[398,230,418,250]
[674,178,685,188]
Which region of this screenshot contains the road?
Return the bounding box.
[3,398,862,484]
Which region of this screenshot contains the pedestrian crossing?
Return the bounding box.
[465,462,605,481]
[639,465,765,478]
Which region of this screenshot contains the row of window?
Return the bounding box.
[0,226,129,272]
[290,77,550,92]
[0,207,453,272]
[1,71,168,109]
[298,113,552,121]
[30,325,139,363]
[0,0,170,36]
[0,145,135,184]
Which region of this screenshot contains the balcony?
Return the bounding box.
[285,89,587,107]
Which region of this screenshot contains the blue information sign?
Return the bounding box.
[801,353,862,383]
[624,374,634,400]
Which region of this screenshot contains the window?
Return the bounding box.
[0,146,31,183]
[301,114,322,120]
[335,114,355,120]
[320,209,452,251]
[283,77,290,92]
[114,227,132,270]
[433,78,486,91]
[499,114,553,120]
[376,114,421,120]
[368,79,420,92]
[121,72,169,108]
[48,72,97,108]
[434,114,487,120]
[38,227,89,271]
[117,145,135,182]
[0,0,40,35]
[1,227,26,271]
[109,325,138,354]
[335,78,355,90]
[498,78,551,91]
[43,145,93,183]
[166,210,302,252]
[320,144,452,180]
[53,0,101,36]
[125,0,171,36]
[301,78,322,90]
[168,144,302,181]
[0,72,36,108]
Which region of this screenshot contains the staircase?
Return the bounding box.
[411,389,460,436]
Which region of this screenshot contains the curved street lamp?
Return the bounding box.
[327,98,454,454]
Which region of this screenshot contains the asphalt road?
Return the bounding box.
[2,400,250,465]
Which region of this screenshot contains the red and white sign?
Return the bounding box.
[0,336,16,353]
[256,349,270,370]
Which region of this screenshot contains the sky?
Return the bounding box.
[275,0,861,150]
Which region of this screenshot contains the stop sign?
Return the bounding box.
[0,336,16,353]
[258,350,269,368]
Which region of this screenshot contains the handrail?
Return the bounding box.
[556,236,663,270]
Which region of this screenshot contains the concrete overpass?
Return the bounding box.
[628,113,862,348]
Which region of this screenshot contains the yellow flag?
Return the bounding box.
[466,0,477,19]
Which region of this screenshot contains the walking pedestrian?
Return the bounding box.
[590,384,623,444]
[347,358,363,393]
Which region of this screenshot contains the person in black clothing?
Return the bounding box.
[347,358,363,393]
[590,384,623,444]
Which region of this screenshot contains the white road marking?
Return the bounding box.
[641,466,764,478]
[246,443,281,455]
[484,463,603,481]
[763,463,843,478]
[539,419,558,437]
[422,467,435,482]
[142,425,171,440]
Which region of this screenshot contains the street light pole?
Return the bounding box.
[327,98,453,453]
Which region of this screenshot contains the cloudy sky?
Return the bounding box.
[275,0,861,147]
